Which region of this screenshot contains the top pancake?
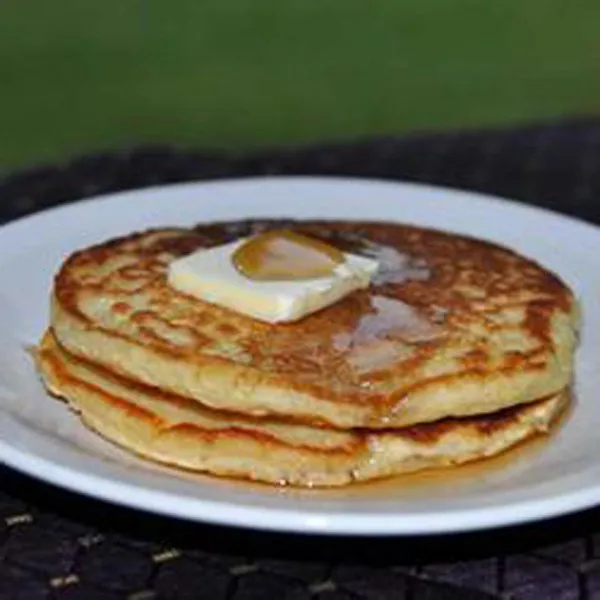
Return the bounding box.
[50,219,579,429]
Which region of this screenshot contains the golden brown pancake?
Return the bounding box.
[36,330,569,488]
[50,220,579,429]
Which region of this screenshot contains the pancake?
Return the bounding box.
[36,330,569,487]
[50,219,579,429]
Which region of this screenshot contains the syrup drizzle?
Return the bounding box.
[334,295,443,377]
[359,242,431,285]
[232,230,345,281]
[325,237,445,380]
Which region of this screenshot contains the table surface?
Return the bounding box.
[1,118,600,600]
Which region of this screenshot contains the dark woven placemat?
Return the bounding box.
[2,118,600,600]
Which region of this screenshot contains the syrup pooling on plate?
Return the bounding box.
[232,230,346,281]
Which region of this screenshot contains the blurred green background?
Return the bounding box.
[1,1,598,169]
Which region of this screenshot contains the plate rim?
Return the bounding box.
[3,174,600,238]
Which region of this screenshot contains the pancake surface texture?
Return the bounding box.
[37,331,569,487]
[50,220,579,428]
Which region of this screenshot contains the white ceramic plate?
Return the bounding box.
[0,176,598,536]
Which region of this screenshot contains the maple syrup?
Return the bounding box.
[293,395,573,499]
[232,230,345,281]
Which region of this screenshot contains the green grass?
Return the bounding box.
[1,0,599,168]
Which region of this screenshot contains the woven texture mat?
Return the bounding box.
[1,118,600,600]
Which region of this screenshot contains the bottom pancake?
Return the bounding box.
[35,330,569,488]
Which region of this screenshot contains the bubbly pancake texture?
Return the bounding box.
[50,220,579,429]
[36,330,569,487]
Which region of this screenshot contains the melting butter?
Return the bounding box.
[167,236,379,323]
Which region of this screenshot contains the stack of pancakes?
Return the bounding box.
[35,220,579,487]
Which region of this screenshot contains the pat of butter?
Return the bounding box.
[167,239,379,323]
